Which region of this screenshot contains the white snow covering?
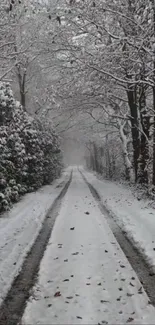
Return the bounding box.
[22,169,155,325]
[83,169,155,272]
[0,169,70,305]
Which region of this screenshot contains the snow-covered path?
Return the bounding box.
[22,169,155,325]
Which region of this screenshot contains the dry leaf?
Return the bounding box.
[54,291,61,297]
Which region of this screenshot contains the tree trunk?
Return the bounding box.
[119,120,134,183]
[138,83,149,184]
[17,65,27,110]
[126,83,140,182]
[152,1,155,185]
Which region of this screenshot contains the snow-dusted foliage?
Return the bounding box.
[0,82,63,212]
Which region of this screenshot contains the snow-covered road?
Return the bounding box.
[22,169,155,325]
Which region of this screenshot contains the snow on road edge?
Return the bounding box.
[82,169,155,272]
[0,169,71,305]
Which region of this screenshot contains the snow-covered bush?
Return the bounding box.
[0,82,63,212]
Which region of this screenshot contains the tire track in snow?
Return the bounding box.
[0,172,72,325]
[81,170,155,307]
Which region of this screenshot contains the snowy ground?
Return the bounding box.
[83,169,155,272]
[22,169,155,325]
[0,169,70,305]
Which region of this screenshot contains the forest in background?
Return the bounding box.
[0,0,155,211]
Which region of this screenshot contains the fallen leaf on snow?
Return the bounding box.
[138,286,143,294]
[54,291,61,297]
[127,293,134,297]
[126,317,134,323]
[116,297,121,301]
